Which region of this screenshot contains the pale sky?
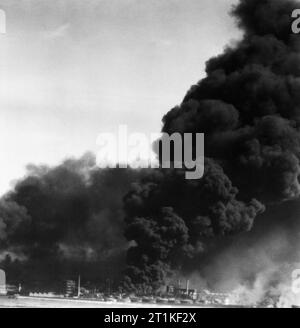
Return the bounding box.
[0,0,240,196]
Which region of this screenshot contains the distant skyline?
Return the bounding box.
[0,0,240,195]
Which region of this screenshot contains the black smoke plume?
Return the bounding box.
[1,0,300,298]
[0,153,145,289]
[123,0,300,294]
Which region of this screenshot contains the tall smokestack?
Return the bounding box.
[77,275,81,298]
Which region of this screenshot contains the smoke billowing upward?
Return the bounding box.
[123,0,300,295]
[165,0,300,204]
[1,0,300,300]
[123,162,264,292]
[0,153,145,287]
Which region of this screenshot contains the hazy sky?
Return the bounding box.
[0,0,240,195]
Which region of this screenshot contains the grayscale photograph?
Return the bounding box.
[0,0,300,311]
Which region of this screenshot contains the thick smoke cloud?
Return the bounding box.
[164,0,300,203]
[0,153,144,288]
[123,0,300,293]
[123,161,264,292]
[1,0,300,297]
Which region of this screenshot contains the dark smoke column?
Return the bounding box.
[123,0,300,292]
[0,154,145,286]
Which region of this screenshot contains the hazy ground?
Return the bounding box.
[0,296,209,308]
